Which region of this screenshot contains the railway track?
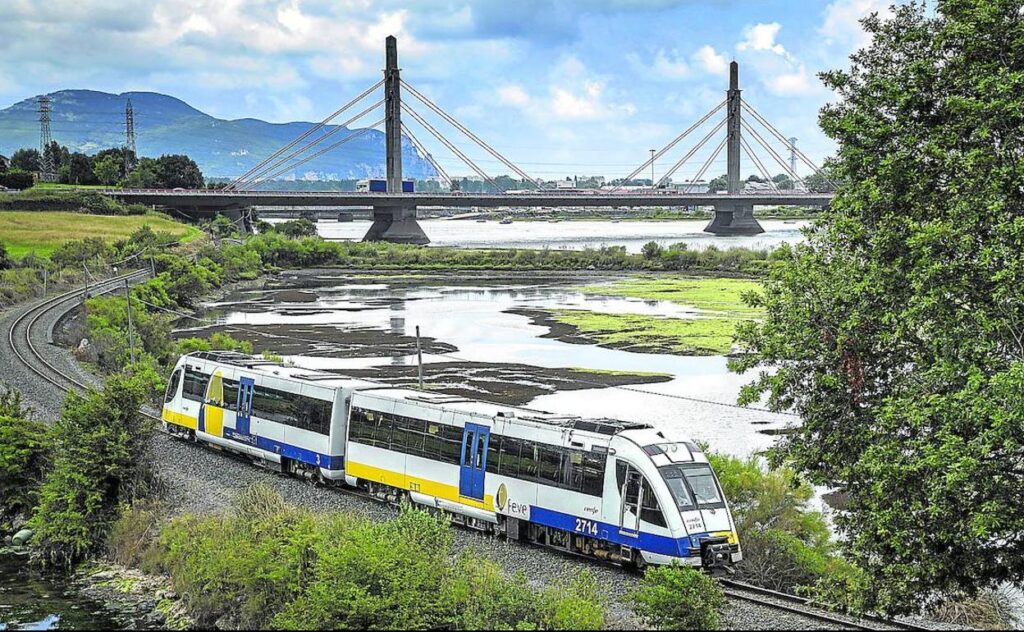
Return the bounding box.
[6,269,150,395]
[6,272,938,631]
[719,579,934,631]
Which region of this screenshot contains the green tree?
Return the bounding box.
[0,242,11,270]
[0,154,8,173]
[92,154,122,186]
[0,390,47,523]
[67,152,96,185]
[731,0,1024,613]
[155,154,204,189]
[123,157,160,188]
[31,375,152,567]
[772,173,794,190]
[631,565,725,630]
[707,174,728,192]
[10,148,41,172]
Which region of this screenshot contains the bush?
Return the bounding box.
[0,390,47,524]
[0,242,12,270]
[107,500,168,571]
[708,452,870,611]
[176,332,253,355]
[30,375,154,568]
[155,486,605,630]
[0,169,34,190]
[631,565,725,630]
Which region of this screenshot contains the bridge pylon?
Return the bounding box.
[704,62,764,236]
[363,35,430,245]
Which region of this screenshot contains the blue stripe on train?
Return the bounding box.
[529,506,696,557]
[222,427,344,470]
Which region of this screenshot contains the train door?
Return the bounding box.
[459,423,490,501]
[235,377,255,436]
[618,460,643,537]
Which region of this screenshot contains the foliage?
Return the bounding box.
[269,218,319,238]
[176,332,253,355]
[630,565,725,630]
[0,390,47,523]
[154,487,605,630]
[708,452,869,611]
[154,154,204,189]
[30,375,154,568]
[641,240,664,260]
[10,148,40,172]
[0,242,11,270]
[107,500,168,571]
[929,588,1021,630]
[730,0,1024,613]
[0,169,34,190]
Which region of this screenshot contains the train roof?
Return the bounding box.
[185,351,652,437]
[355,387,649,437]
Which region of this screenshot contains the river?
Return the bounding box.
[0,554,121,630]
[312,217,810,252]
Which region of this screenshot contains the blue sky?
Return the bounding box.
[0,0,895,180]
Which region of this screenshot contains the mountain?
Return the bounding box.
[0,89,436,180]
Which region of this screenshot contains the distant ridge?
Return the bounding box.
[0,89,436,180]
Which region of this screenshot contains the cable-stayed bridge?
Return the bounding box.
[107,36,833,244]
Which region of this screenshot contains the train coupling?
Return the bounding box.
[701,538,735,569]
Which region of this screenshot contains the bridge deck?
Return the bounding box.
[106,189,833,209]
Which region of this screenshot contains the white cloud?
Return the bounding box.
[497,84,530,107]
[819,0,891,49]
[765,64,817,96]
[692,45,728,76]
[651,50,690,79]
[737,22,791,60]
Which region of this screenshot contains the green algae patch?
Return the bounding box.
[579,276,763,317]
[553,310,738,356]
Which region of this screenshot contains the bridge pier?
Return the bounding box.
[363,205,429,244]
[705,201,764,236]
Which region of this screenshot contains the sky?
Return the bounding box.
[0,0,897,181]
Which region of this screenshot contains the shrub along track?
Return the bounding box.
[1,278,939,631]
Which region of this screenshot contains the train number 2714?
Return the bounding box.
[574,518,599,536]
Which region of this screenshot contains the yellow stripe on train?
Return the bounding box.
[346,460,495,512]
[162,407,198,430]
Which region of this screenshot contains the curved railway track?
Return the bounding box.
[5,273,936,632]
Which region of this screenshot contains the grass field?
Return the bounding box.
[552,276,765,356]
[0,211,202,258]
[580,276,763,317]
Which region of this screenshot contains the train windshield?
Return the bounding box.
[660,464,725,511]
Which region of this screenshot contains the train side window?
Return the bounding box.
[538,446,562,486]
[164,369,182,403]
[640,481,668,528]
[580,453,606,497]
[563,450,584,491]
[403,416,427,457]
[222,379,239,411]
[182,368,209,403]
[349,408,375,444]
[498,437,523,478]
[370,413,393,448]
[437,424,463,464]
[423,422,443,460]
[486,435,501,474]
[521,441,541,481]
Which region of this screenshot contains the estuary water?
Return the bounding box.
[313,218,810,253]
[192,273,794,457]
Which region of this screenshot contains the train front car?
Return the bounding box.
[609,427,741,568]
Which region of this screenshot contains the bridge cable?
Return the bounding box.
[240,120,385,190]
[401,80,545,190]
[226,79,384,190]
[742,100,835,186]
[611,100,726,192]
[683,137,727,193]
[401,103,503,192]
[740,135,780,192]
[235,100,384,189]
[401,122,453,189]
[656,118,727,187]
[740,120,804,185]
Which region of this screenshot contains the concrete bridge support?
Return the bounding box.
[705,201,764,236]
[364,205,429,244]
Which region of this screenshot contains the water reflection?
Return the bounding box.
[197,275,792,456]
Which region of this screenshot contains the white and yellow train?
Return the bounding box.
[162,351,741,568]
